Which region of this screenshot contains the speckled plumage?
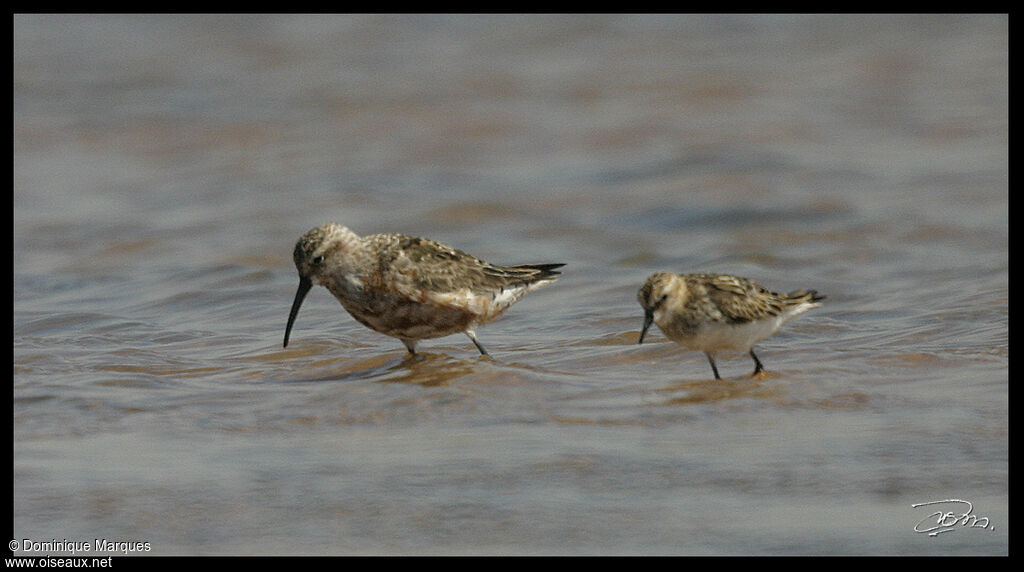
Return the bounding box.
[283,223,563,356]
[637,272,824,379]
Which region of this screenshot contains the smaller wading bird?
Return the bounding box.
[637,272,824,379]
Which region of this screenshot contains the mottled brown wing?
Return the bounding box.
[381,234,561,294]
[701,275,786,323]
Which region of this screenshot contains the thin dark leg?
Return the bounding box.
[402,339,417,355]
[705,352,721,380]
[466,331,489,356]
[749,349,765,376]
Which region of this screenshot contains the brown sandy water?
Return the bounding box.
[13,14,1007,555]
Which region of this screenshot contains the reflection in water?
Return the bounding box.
[654,376,785,406]
[374,353,485,387]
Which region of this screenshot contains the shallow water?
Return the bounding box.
[13,14,1007,555]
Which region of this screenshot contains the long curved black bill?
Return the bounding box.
[638,311,653,345]
[283,277,312,348]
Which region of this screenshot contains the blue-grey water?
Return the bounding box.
[13,14,1007,555]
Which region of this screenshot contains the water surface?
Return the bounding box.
[13,14,1007,555]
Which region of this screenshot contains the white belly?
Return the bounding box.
[659,303,813,352]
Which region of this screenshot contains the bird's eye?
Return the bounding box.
[313,255,324,265]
